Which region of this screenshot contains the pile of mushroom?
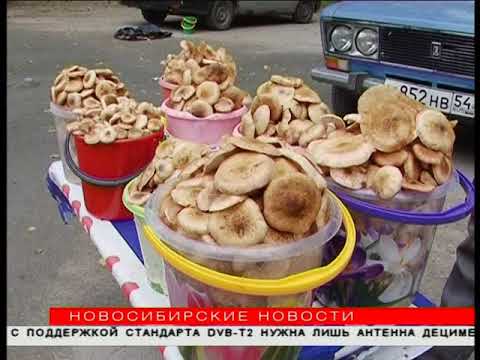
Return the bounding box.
[238,74,336,147]
[163,40,251,117]
[127,138,210,206]
[66,96,165,144]
[306,85,457,199]
[158,136,331,271]
[50,65,129,108]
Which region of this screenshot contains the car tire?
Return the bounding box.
[206,1,235,30]
[141,9,167,26]
[293,1,315,24]
[331,86,358,117]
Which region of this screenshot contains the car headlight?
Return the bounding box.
[330,25,353,52]
[356,28,378,56]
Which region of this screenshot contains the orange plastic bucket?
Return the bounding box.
[64,131,164,220]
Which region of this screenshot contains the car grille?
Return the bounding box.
[379,27,474,78]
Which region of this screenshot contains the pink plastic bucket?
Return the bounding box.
[161,99,247,145]
[158,77,178,100]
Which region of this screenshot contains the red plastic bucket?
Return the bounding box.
[158,77,178,101]
[64,130,164,220]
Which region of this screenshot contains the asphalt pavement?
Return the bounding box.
[7,2,475,359]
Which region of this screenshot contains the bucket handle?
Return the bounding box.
[64,132,147,187]
[335,170,474,225]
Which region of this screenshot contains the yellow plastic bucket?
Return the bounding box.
[143,187,355,360]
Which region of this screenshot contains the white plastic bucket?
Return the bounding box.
[50,102,80,184]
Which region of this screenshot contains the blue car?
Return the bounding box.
[311,0,474,121]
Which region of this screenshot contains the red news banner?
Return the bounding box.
[50,307,475,326]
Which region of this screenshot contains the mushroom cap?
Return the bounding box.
[171,85,196,102]
[293,85,321,104]
[285,119,314,145]
[330,166,367,190]
[412,143,443,165]
[213,97,235,113]
[253,104,271,135]
[159,194,183,228]
[416,109,455,155]
[256,81,275,96]
[278,147,326,189]
[196,182,246,212]
[372,149,409,167]
[214,152,275,195]
[366,164,381,188]
[251,94,282,123]
[203,144,238,174]
[208,198,268,247]
[164,69,183,85]
[226,136,281,156]
[403,150,421,181]
[314,114,346,130]
[307,134,375,168]
[308,103,331,123]
[432,155,452,185]
[177,157,206,181]
[420,170,437,187]
[360,102,417,152]
[270,75,303,88]
[182,68,192,85]
[371,165,403,199]
[402,180,436,193]
[154,159,175,182]
[358,84,425,116]
[298,123,327,148]
[264,227,296,245]
[315,192,330,229]
[256,135,282,145]
[196,81,221,105]
[138,163,156,190]
[222,86,249,110]
[343,113,362,123]
[272,157,300,180]
[169,99,185,111]
[128,190,151,205]
[170,185,204,207]
[239,111,255,139]
[190,99,213,118]
[269,84,295,107]
[263,173,322,234]
[176,207,210,236]
[176,175,213,189]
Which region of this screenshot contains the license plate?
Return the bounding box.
[385,78,475,118]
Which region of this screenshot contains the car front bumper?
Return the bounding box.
[311,65,383,92]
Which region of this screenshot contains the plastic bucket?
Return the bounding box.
[64,130,164,220]
[122,180,169,295]
[158,77,179,101]
[319,170,474,307]
[144,185,356,360]
[50,102,81,184]
[181,17,197,34]
[161,99,247,145]
[182,16,198,26]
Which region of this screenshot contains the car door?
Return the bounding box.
[237,1,298,15]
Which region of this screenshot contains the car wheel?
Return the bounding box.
[293,1,315,24]
[141,9,167,26]
[331,86,358,117]
[206,1,235,30]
